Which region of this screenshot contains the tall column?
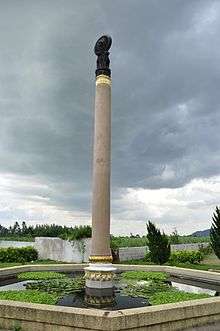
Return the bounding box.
[85,36,116,296]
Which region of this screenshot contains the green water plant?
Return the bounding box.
[149,290,210,305]
[25,277,85,295]
[0,290,59,305]
[122,271,168,281]
[17,271,67,281]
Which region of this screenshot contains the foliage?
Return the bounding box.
[169,229,180,244]
[0,290,59,305]
[146,221,171,265]
[26,277,85,295]
[110,235,148,248]
[120,274,210,306]
[123,280,170,298]
[210,206,220,259]
[149,290,210,305]
[198,244,213,256]
[169,250,204,265]
[122,271,168,281]
[179,236,210,243]
[18,271,67,281]
[61,225,92,241]
[0,246,38,263]
[0,221,92,241]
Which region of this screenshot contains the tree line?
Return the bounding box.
[0,221,92,240]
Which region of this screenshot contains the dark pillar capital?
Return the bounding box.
[94,35,112,77]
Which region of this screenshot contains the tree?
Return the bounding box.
[146,221,171,265]
[210,206,220,259]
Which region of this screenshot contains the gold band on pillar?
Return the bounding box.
[89,255,113,263]
[96,74,111,86]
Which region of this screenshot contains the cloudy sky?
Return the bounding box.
[0,0,220,235]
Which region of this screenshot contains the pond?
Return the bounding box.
[0,271,218,310]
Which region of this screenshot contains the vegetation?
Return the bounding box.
[0,259,67,269]
[169,250,204,265]
[111,235,147,248]
[169,229,180,244]
[146,221,170,264]
[0,246,38,263]
[121,271,210,305]
[0,290,59,305]
[0,221,92,241]
[26,277,85,294]
[210,206,220,259]
[18,271,67,281]
[149,290,210,305]
[122,271,168,281]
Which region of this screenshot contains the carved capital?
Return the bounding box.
[85,270,115,281]
[94,35,112,77]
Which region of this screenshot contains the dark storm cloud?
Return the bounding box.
[0,0,219,218]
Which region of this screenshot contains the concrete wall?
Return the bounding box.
[0,241,35,248]
[35,237,91,263]
[119,246,148,261]
[1,298,220,331]
[171,243,209,251]
[0,239,209,263]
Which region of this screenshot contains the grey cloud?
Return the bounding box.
[0,0,219,226]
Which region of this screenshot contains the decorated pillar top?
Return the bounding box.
[94,35,112,77]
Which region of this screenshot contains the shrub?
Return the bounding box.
[210,206,220,259]
[198,244,212,256]
[146,221,170,265]
[169,250,203,265]
[0,246,38,263]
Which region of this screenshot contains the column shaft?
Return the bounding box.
[90,76,111,259]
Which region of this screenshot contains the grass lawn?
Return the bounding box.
[0,260,68,269]
[117,254,220,271]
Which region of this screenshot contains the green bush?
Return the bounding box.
[147,221,171,265]
[169,250,203,265]
[198,244,212,256]
[210,206,220,259]
[0,246,38,263]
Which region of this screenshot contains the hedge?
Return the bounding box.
[169,250,203,265]
[0,246,38,263]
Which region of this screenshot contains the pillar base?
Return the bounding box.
[84,263,116,289]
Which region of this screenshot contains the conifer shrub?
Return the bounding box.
[146,221,170,265]
[210,206,220,259]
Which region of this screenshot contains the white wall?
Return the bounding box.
[119,246,148,261]
[35,237,91,263]
[0,239,209,263]
[171,243,209,251]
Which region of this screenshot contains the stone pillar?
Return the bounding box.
[85,36,116,295]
